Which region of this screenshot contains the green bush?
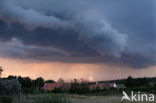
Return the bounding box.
[0,79,21,103]
[52,87,64,93]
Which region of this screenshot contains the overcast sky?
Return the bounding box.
[0,0,155,80]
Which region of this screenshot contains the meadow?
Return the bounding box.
[11,94,156,103]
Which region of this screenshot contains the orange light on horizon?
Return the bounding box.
[89,76,93,81]
[0,58,156,81]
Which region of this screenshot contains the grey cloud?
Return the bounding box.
[0,0,73,30]
[0,0,128,57]
[0,38,68,59]
[0,0,155,68]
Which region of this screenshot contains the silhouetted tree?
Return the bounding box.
[7,75,17,80]
[0,66,3,78]
[17,76,23,85]
[69,79,80,93]
[32,77,44,88]
[125,76,134,88]
[22,77,32,88]
[44,80,55,83]
[135,77,150,87]
[79,80,90,94]
[58,78,65,83]
[125,76,150,88]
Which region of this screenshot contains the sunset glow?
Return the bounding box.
[89,77,93,81]
[0,58,156,81]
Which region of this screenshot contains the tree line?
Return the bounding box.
[1,75,55,94]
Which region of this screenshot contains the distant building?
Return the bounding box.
[43,83,71,91]
[43,82,117,91]
[89,82,115,90]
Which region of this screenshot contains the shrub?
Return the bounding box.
[69,79,90,94]
[124,76,150,88]
[53,87,64,93]
[0,79,21,103]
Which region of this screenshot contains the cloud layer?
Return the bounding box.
[0,0,155,68]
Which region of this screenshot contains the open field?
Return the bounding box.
[69,95,122,103]
[67,94,156,103]
[2,93,156,103]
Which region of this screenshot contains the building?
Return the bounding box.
[43,82,117,91]
[43,83,71,91]
[89,82,115,90]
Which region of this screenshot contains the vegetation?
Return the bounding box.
[13,94,71,103]
[0,76,71,103]
[124,76,151,88]
[69,79,90,94]
[1,75,156,95]
[0,79,21,103]
[2,75,55,94]
[44,80,55,83]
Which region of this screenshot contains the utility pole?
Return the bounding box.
[0,66,3,78]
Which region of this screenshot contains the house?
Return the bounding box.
[43,83,71,91]
[89,82,115,90]
[43,82,117,91]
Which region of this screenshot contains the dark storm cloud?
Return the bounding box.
[0,0,155,68]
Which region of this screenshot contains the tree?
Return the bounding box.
[79,80,90,94]
[17,76,24,85]
[58,78,65,83]
[69,79,80,93]
[7,75,17,80]
[32,77,44,88]
[69,79,90,94]
[0,66,3,78]
[44,80,55,83]
[0,79,21,103]
[135,77,150,87]
[125,76,134,88]
[125,76,150,88]
[22,77,32,88]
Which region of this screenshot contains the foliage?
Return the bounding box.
[0,79,21,103]
[4,76,53,94]
[13,94,71,103]
[32,77,44,88]
[124,76,151,88]
[58,78,65,83]
[1,75,156,96]
[1,75,53,94]
[69,79,90,94]
[0,79,21,96]
[7,76,17,80]
[53,87,64,93]
[18,77,32,88]
[44,80,55,83]
[154,83,156,88]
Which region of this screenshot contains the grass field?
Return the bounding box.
[68,94,156,103]
[69,95,121,103]
[4,93,156,103]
